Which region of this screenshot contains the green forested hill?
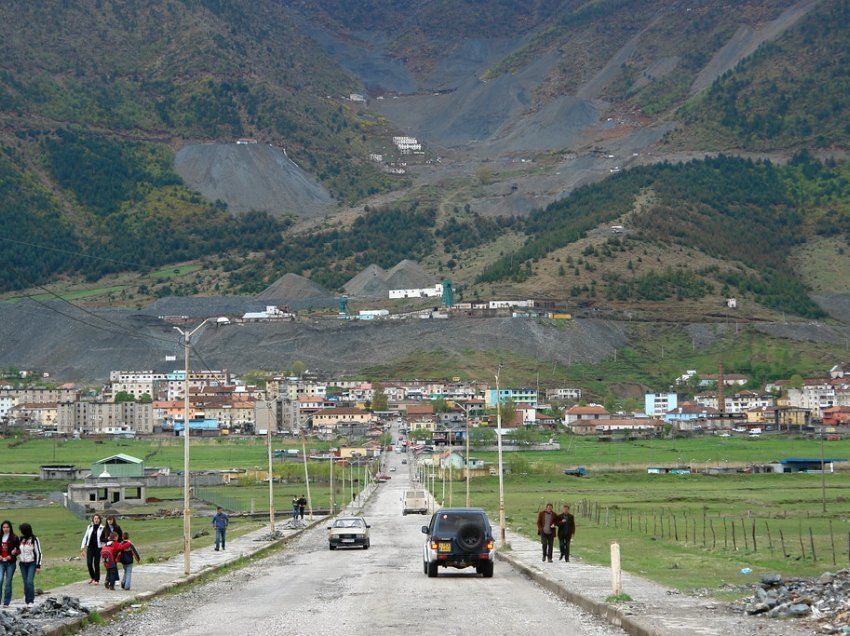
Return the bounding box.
[2,0,850,320]
[679,0,850,149]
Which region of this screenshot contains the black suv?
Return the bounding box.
[421,507,495,578]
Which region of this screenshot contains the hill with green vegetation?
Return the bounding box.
[2,0,850,328]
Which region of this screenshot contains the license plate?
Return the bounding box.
[438,542,452,551]
[342,538,355,543]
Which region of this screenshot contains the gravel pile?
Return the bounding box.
[741,570,850,633]
[253,530,285,541]
[0,610,41,636]
[26,596,89,620]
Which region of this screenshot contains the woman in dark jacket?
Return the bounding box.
[0,519,20,607]
[79,514,103,584]
[100,515,123,547]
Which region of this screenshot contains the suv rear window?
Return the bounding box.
[405,490,425,498]
[434,513,484,533]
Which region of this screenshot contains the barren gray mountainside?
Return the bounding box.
[256,273,332,301]
[0,300,625,382]
[174,143,333,218]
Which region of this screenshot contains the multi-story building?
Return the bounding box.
[644,392,678,417]
[485,387,538,408]
[785,379,835,419]
[547,388,582,401]
[57,400,154,434]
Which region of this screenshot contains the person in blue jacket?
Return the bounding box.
[212,507,229,551]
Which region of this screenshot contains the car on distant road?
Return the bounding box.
[422,508,495,577]
[328,516,370,550]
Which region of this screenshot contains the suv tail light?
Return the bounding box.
[430,541,440,550]
[486,540,495,551]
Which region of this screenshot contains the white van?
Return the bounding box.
[403,490,428,515]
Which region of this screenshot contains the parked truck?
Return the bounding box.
[562,466,587,477]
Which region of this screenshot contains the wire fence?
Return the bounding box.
[575,499,850,567]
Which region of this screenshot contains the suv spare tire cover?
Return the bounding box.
[456,522,485,552]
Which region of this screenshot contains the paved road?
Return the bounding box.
[80,451,622,636]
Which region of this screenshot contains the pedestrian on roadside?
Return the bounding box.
[100,515,123,547]
[298,495,307,520]
[17,523,42,608]
[557,504,576,562]
[536,503,557,563]
[291,495,300,521]
[212,507,229,551]
[100,532,130,590]
[0,520,20,607]
[80,514,104,584]
[119,531,141,591]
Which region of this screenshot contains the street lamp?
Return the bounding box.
[265,397,275,534]
[495,364,506,546]
[174,318,210,576]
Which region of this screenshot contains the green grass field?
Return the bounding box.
[446,468,850,594]
[3,434,849,600]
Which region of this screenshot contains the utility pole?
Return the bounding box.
[266,398,275,534]
[495,364,506,546]
[173,318,210,576]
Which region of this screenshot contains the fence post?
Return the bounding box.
[765,520,774,555]
[732,521,737,551]
[752,519,757,553]
[780,528,787,557]
[742,518,748,551]
[809,527,817,562]
[611,542,622,596]
[829,520,836,566]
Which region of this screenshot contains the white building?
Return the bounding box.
[389,284,442,299]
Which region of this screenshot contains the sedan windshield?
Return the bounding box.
[333,518,365,528]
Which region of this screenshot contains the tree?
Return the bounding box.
[114,391,135,402]
[409,428,433,441]
[494,398,516,427]
[241,370,268,388]
[378,432,392,448]
[468,427,495,445]
[371,382,388,411]
[289,360,306,377]
[139,393,153,403]
[431,398,449,413]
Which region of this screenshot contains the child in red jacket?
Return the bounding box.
[100,532,130,590]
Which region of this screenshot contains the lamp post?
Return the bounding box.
[495,364,506,546]
[297,409,313,520]
[174,318,210,576]
[266,398,275,534]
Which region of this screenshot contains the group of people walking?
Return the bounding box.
[0,520,43,609]
[536,503,576,563]
[80,514,140,591]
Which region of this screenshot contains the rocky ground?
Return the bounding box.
[740,570,850,634]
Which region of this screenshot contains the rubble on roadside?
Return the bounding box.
[740,569,850,634]
[253,530,284,541]
[25,596,89,620]
[0,609,42,636]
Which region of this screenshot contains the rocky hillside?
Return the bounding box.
[2,0,850,325]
